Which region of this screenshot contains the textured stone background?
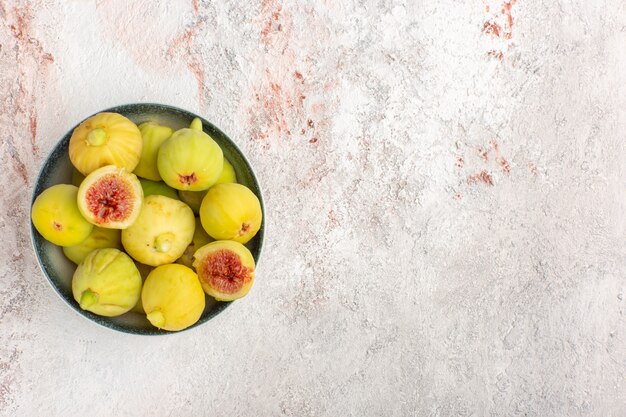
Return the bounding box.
[1,0,625,415]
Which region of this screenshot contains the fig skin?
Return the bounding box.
[134,122,173,181]
[69,112,143,175]
[177,189,207,214]
[193,240,255,301]
[157,118,223,191]
[131,261,154,314]
[121,195,195,266]
[139,178,180,200]
[199,183,262,244]
[174,155,235,214]
[176,219,214,268]
[62,226,122,264]
[72,248,142,317]
[216,158,237,184]
[77,165,144,229]
[141,264,206,331]
[31,184,93,247]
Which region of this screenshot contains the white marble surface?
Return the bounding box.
[1,0,626,415]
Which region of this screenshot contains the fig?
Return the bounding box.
[216,158,237,184]
[189,117,203,131]
[71,169,85,187]
[157,117,223,191]
[193,240,255,301]
[133,122,173,181]
[199,183,262,244]
[131,261,153,314]
[69,112,143,175]
[121,195,195,266]
[176,219,214,268]
[72,248,142,317]
[141,264,206,331]
[62,226,122,264]
[31,184,93,246]
[139,178,179,200]
[177,189,207,214]
[77,165,143,229]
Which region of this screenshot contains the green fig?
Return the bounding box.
[142,264,206,331]
[72,248,142,317]
[177,190,207,214]
[134,122,173,181]
[199,183,262,244]
[31,184,93,246]
[157,118,223,191]
[69,112,143,176]
[121,195,195,266]
[216,158,237,184]
[62,226,122,264]
[139,178,180,200]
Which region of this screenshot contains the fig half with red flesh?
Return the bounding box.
[77,165,143,229]
[192,240,255,301]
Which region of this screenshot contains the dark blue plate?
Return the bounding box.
[30,103,265,335]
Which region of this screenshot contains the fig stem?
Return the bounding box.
[189,118,203,131]
[80,290,99,310]
[154,233,174,253]
[146,310,165,328]
[86,128,107,146]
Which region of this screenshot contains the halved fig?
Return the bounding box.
[192,240,255,301]
[77,165,143,229]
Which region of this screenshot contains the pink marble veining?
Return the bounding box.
[1,1,626,416]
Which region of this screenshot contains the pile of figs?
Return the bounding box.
[31,112,262,331]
